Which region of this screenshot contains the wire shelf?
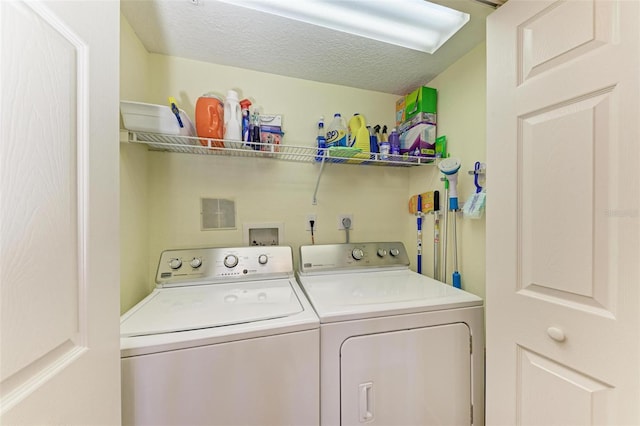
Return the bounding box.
[124,131,437,167]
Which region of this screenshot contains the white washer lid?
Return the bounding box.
[121,279,303,337]
[297,269,483,323]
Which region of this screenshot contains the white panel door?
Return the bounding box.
[0,1,120,424]
[486,0,640,425]
[341,323,472,426]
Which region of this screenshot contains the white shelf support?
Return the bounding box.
[312,153,328,205]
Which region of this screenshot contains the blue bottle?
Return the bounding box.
[368,126,378,153]
[316,117,327,162]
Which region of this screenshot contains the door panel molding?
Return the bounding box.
[0,0,90,414]
[516,86,616,316]
[518,0,615,84]
[516,345,612,425]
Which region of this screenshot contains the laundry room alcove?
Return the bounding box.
[119,1,490,314]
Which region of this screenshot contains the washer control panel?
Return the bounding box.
[156,246,293,287]
[299,242,410,273]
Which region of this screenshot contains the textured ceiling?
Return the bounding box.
[121,0,496,95]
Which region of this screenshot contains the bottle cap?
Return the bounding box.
[240,99,252,109]
[226,89,239,100]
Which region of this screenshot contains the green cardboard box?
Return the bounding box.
[405,86,437,121]
[395,96,406,127]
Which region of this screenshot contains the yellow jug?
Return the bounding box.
[348,113,370,152]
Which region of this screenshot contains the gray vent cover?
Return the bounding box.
[201,198,236,230]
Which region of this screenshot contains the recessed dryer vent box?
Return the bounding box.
[243,222,284,246]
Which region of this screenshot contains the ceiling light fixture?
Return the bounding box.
[216,0,470,54]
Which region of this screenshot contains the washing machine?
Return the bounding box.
[297,242,484,426]
[120,246,319,426]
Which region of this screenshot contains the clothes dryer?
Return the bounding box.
[297,242,484,426]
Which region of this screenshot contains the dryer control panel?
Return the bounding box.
[156,246,293,287]
[299,242,410,273]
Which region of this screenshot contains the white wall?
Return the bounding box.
[119,14,488,312]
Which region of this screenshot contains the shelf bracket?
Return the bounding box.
[312,154,328,205]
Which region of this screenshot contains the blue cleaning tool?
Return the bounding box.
[438,157,461,210]
[417,194,423,274]
[432,190,440,281]
[474,161,483,193]
[438,158,462,289]
[464,161,486,219]
[168,96,184,128]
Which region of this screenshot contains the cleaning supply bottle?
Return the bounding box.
[374,124,382,151]
[379,140,390,160]
[379,125,390,160]
[195,93,224,147]
[389,128,400,156]
[349,113,370,151]
[316,116,327,162]
[251,109,261,150]
[326,113,348,148]
[368,126,378,153]
[223,89,242,142]
[240,98,252,147]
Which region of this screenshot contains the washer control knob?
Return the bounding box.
[258,254,268,265]
[169,258,182,270]
[389,248,400,257]
[351,248,364,260]
[224,254,239,268]
[190,257,203,268]
[377,248,387,257]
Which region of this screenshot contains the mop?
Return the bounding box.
[408,192,434,274]
[438,158,462,288]
[432,191,440,281]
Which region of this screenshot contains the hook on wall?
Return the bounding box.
[467,161,486,193]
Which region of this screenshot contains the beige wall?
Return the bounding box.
[143,54,416,290]
[120,16,151,313]
[410,42,487,298]
[119,14,488,312]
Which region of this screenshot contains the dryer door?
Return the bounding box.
[340,323,472,426]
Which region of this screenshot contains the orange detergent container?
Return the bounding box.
[195,93,224,147]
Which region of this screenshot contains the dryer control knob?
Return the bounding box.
[377,248,387,257]
[169,258,182,270]
[224,254,239,268]
[351,248,364,260]
[190,257,203,268]
[389,248,400,257]
[258,254,268,265]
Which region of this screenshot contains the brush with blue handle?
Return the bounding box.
[168,96,184,128]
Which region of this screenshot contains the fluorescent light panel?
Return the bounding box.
[217,0,470,54]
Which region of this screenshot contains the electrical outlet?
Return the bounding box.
[306,214,317,231]
[338,214,353,230]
